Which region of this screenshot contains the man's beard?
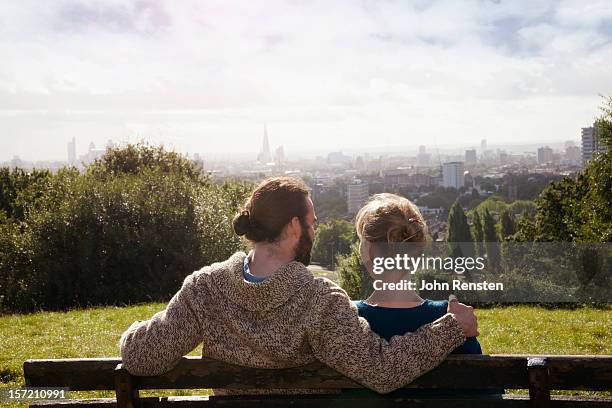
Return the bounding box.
[294,224,313,266]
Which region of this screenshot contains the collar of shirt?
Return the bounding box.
[243,251,267,283]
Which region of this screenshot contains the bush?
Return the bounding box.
[336,243,372,300]
[0,145,251,313]
[311,219,355,268]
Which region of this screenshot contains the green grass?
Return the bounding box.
[1,303,610,403]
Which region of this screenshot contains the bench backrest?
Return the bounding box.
[24,354,612,407]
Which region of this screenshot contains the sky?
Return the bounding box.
[1,0,612,161]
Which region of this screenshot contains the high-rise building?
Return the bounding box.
[564,145,581,166]
[537,146,553,164]
[347,180,369,214]
[274,145,285,166]
[416,145,431,167]
[480,139,487,151]
[465,149,477,164]
[67,137,76,164]
[257,124,272,163]
[582,124,607,165]
[441,162,465,189]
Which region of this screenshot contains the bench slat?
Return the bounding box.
[24,355,612,391]
[29,395,612,408]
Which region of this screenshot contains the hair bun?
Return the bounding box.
[233,210,251,236]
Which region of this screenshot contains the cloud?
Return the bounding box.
[0,0,611,160]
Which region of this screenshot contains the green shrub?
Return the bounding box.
[0,145,251,313]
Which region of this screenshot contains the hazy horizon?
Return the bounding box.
[1,0,611,161]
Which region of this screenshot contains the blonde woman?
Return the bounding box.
[350,193,494,396]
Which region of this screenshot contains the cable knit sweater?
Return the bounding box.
[119,251,465,394]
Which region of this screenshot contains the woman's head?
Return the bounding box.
[355,193,428,277]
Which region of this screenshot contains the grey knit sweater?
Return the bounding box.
[119,251,465,394]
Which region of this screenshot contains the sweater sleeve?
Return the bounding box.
[307,282,466,394]
[119,273,204,376]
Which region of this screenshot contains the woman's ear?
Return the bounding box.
[359,239,372,268]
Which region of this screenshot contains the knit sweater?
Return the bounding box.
[119,251,466,394]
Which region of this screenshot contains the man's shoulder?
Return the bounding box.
[187,252,247,287]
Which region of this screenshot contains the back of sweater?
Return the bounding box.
[119,252,465,394]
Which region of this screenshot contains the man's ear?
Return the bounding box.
[288,216,302,239]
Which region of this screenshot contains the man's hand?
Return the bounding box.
[447,294,479,337]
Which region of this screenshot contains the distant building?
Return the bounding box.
[581,124,607,165]
[416,145,431,167]
[498,150,509,165]
[564,145,581,166]
[78,141,105,164]
[409,173,436,187]
[464,171,474,189]
[327,151,351,165]
[347,180,369,214]
[481,139,487,151]
[67,137,76,164]
[257,124,272,164]
[537,146,553,164]
[441,162,465,189]
[274,145,285,166]
[465,149,477,164]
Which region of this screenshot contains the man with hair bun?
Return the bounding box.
[120,177,479,394]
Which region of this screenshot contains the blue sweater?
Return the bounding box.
[347,299,502,396]
[353,299,482,354]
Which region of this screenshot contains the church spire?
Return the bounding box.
[258,123,272,163]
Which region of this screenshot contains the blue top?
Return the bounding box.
[353,299,482,354]
[346,299,502,396]
[243,253,267,283]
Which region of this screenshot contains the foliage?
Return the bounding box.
[311,219,356,268]
[415,187,459,211]
[447,201,475,258]
[500,209,517,239]
[515,96,611,243]
[0,167,51,221]
[336,243,372,299]
[87,142,207,184]
[472,210,484,257]
[311,183,348,222]
[483,209,500,270]
[0,144,250,313]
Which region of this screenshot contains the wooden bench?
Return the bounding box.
[23,355,612,407]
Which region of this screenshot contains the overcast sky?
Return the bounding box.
[1,0,612,161]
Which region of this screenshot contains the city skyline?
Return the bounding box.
[2,1,612,161]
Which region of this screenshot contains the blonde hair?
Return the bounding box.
[355,193,428,246]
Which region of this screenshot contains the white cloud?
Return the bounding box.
[0,0,611,160]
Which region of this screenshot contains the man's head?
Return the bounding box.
[233,177,316,265]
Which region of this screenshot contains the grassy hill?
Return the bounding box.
[1,303,610,401]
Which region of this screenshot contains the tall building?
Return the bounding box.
[67,137,76,164]
[465,149,477,164]
[274,145,285,166]
[564,145,581,166]
[416,145,431,167]
[480,139,487,151]
[442,162,465,189]
[257,124,272,163]
[347,180,369,214]
[582,124,607,164]
[537,146,553,164]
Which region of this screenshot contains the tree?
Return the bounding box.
[446,201,474,258]
[87,142,207,184]
[514,96,612,243]
[483,208,500,271]
[500,209,517,240]
[336,243,372,299]
[472,210,484,257]
[311,219,355,268]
